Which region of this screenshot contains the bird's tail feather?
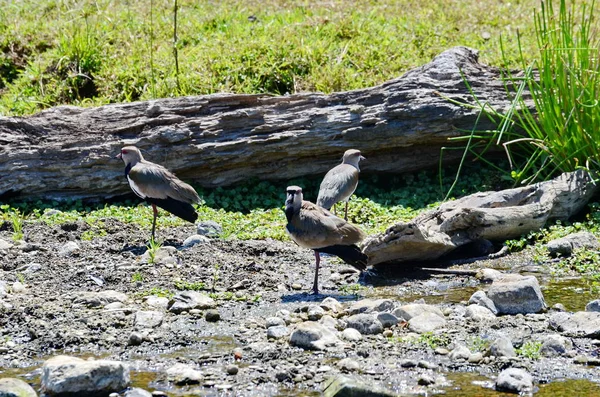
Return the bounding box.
[316,244,368,271]
[146,197,198,223]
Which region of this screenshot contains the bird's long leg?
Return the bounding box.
[333,204,337,216]
[312,251,320,295]
[151,204,158,241]
[344,201,349,221]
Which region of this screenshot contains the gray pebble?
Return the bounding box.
[205,309,220,322]
[128,332,144,346]
[226,365,239,375]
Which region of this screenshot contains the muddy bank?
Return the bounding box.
[0,218,599,396]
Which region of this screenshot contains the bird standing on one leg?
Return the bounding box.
[285,185,368,294]
[317,149,365,221]
[116,146,201,241]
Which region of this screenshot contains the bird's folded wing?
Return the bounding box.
[294,202,365,247]
[127,164,172,200]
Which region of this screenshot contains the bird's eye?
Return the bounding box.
[122,150,128,154]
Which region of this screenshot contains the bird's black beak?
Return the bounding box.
[285,193,294,206]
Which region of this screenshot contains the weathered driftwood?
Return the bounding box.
[363,170,599,267]
[0,46,527,200]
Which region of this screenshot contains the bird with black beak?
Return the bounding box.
[285,185,368,294]
[317,149,366,221]
[116,146,200,241]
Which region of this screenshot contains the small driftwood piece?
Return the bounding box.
[0,46,526,200]
[363,170,599,267]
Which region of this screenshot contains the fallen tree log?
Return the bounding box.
[363,170,599,267]
[0,46,527,200]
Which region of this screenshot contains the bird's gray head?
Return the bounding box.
[285,186,303,221]
[116,146,143,165]
[342,149,366,170]
[285,185,303,206]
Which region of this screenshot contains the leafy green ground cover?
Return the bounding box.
[0,0,540,115]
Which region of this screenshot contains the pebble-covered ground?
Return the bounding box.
[1,217,600,396]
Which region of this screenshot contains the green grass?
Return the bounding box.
[448,0,599,186]
[0,0,541,115]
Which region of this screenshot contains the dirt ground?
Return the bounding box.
[1,218,600,396]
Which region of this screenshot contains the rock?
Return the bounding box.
[291,283,302,291]
[205,309,220,322]
[546,231,599,256]
[417,374,435,386]
[550,311,600,338]
[104,302,123,310]
[22,263,42,274]
[196,221,223,237]
[487,275,546,314]
[586,300,600,312]
[41,355,130,396]
[468,290,498,314]
[226,365,239,375]
[266,316,286,328]
[347,299,394,315]
[382,329,393,338]
[323,375,396,397]
[488,336,516,358]
[267,326,290,340]
[377,312,399,328]
[393,303,444,321]
[399,359,418,368]
[0,378,37,397]
[275,371,291,382]
[574,355,600,366]
[476,268,504,282]
[74,290,128,308]
[496,368,533,394]
[465,304,496,321]
[182,234,210,248]
[145,296,169,310]
[0,281,7,298]
[142,246,177,265]
[168,291,215,314]
[345,314,383,335]
[468,352,484,363]
[58,241,80,256]
[307,305,325,321]
[166,363,203,385]
[337,358,360,372]
[125,388,153,397]
[449,345,471,361]
[289,322,341,350]
[418,360,437,370]
[408,312,446,333]
[128,332,144,346]
[0,239,13,250]
[540,334,572,357]
[341,328,362,342]
[134,311,164,329]
[11,282,25,293]
[320,315,338,330]
[320,297,343,313]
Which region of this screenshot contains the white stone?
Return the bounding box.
[0,238,13,250]
[393,303,444,321]
[58,241,80,256]
[145,296,169,310]
[408,312,446,333]
[320,297,343,313]
[11,281,26,293]
[165,363,203,385]
[0,377,37,397]
[347,299,394,315]
[182,234,209,248]
[134,311,164,329]
[496,368,533,393]
[341,328,362,341]
[465,304,496,321]
[289,322,341,350]
[42,355,129,395]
